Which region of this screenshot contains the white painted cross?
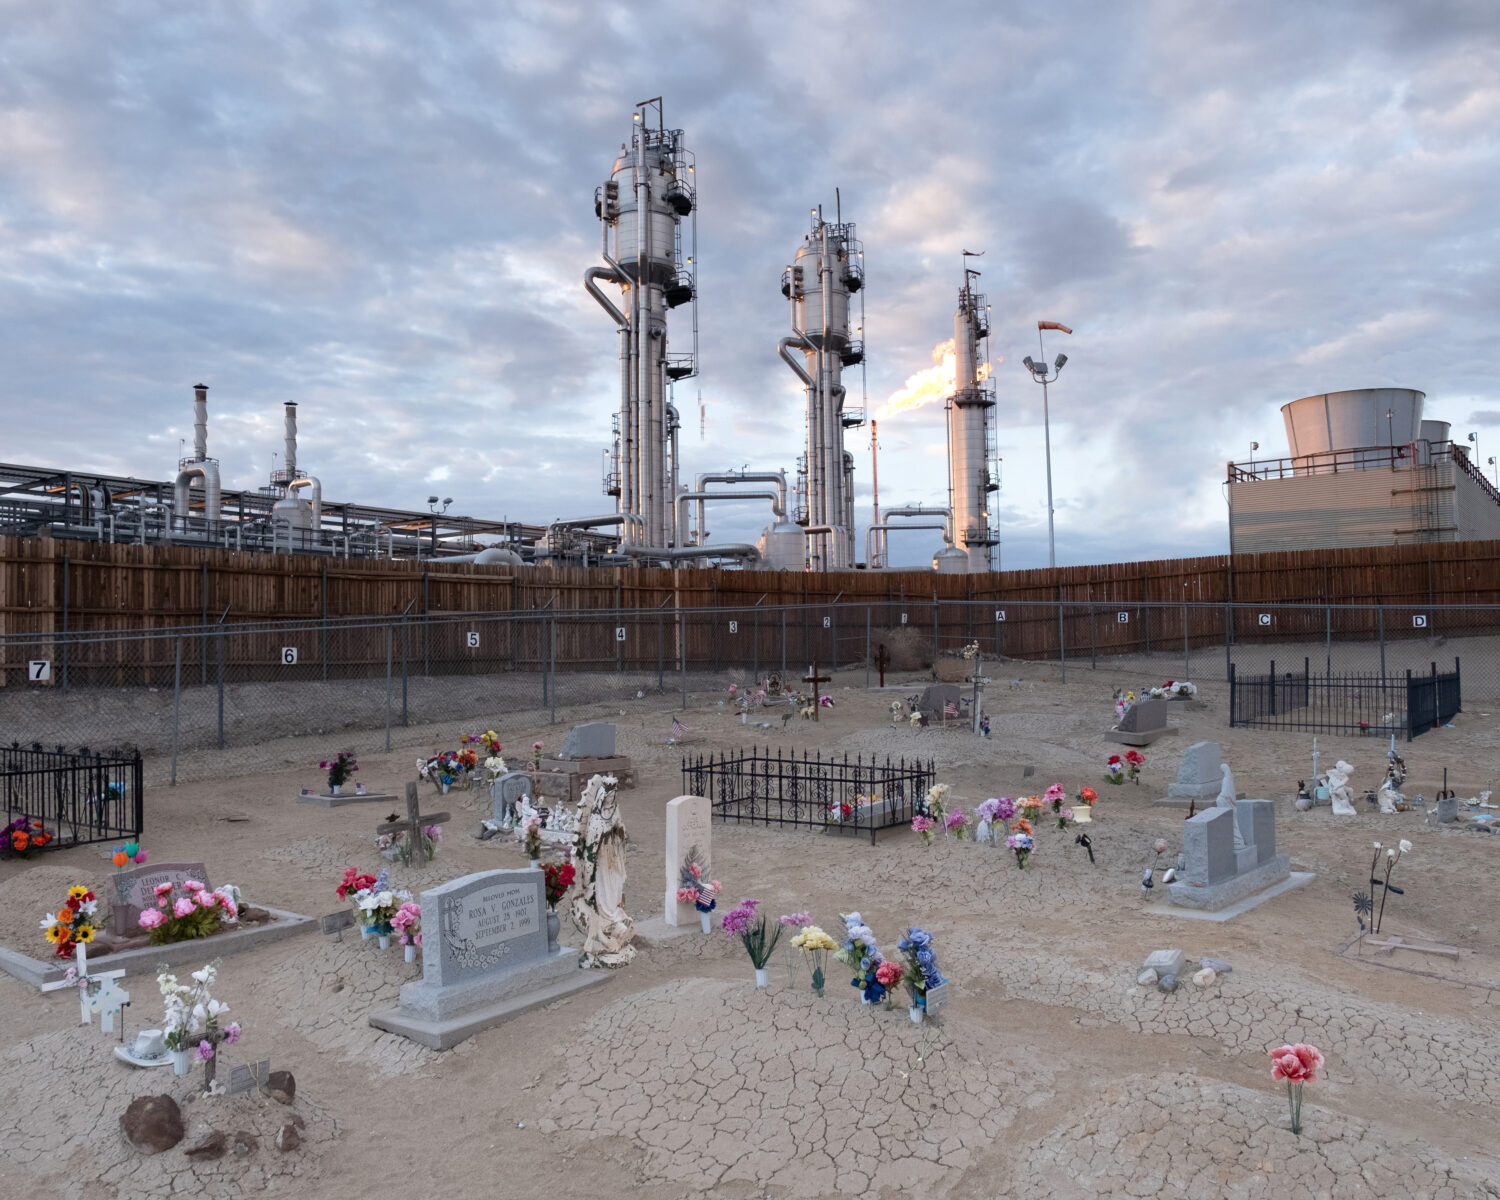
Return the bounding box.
[41,942,130,1032]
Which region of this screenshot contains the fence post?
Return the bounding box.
[61,555,70,692]
[216,624,225,750]
[1088,598,1096,670]
[865,606,871,689]
[781,609,787,677]
[1269,660,1276,717]
[1183,601,1190,681]
[169,636,183,786]
[548,615,556,725]
[1056,586,1066,683]
[1406,668,1413,741]
[1228,662,1236,726]
[1224,603,1232,682]
[1325,603,1332,675]
[679,609,688,710]
[931,590,939,660]
[385,626,393,752]
[400,615,409,727]
[1377,605,1386,678]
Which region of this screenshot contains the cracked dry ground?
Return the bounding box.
[2,666,1500,1198]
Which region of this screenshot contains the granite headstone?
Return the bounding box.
[1167,741,1223,803]
[560,722,616,760]
[109,863,210,936]
[491,771,533,823]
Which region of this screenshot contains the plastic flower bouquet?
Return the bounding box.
[1270,1043,1323,1135]
[791,924,838,996]
[159,962,241,1088]
[1057,807,1074,831]
[911,815,936,845]
[897,927,946,1017]
[944,809,969,840]
[4,817,53,859]
[391,901,422,960]
[874,960,906,1008]
[1006,829,1034,869]
[1044,783,1067,813]
[675,855,720,918]
[722,898,781,985]
[1105,755,1125,784]
[544,862,576,910]
[138,881,241,945]
[336,867,377,901]
[42,885,100,958]
[920,783,949,823]
[1124,749,1145,783]
[321,751,358,790]
[1076,786,1098,808]
[111,842,147,870]
[834,912,886,1004]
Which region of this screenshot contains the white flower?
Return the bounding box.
[78,900,98,916]
[1387,848,1396,858]
[192,1003,207,1025]
[191,965,216,985]
[207,999,229,1018]
[1399,839,1412,854]
[39,914,56,930]
[1372,842,1382,849]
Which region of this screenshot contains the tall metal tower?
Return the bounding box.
[948,265,1000,571]
[584,98,697,548]
[779,204,865,570]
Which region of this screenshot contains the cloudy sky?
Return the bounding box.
[2,0,1497,569]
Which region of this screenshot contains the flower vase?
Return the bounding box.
[754,967,769,988]
[861,995,872,1005]
[378,933,391,950]
[361,925,374,941]
[529,858,540,870]
[699,911,711,934]
[171,1049,191,1076]
[909,1005,924,1025]
[404,943,416,963]
[439,780,450,795]
[330,783,341,796]
[546,908,560,953]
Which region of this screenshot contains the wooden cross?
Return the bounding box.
[874,644,890,687]
[803,662,831,722]
[378,782,450,865]
[41,941,130,1032]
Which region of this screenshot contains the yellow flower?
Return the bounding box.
[45,925,66,944]
[73,924,96,943]
[67,886,90,903]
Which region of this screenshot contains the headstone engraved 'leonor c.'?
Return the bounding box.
[368,868,608,1050]
[109,863,210,936]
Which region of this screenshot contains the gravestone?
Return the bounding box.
[560,722,615,760]
[1164,741,1223,805]
[1436,794,1458,824]
[108,863,210,936]
[491,771,533,823]
[663,795,712,926]
[368,868,608,1049]
[1107,697,1176,747]
[1169,799,1290,912]
[917,684,961,721]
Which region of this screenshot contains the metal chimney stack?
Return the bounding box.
[192,384,209,462]
[583,98,698,547]
[283,402,298,481]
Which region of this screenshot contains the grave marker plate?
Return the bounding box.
[321,911,355,935]
[227,1059,272,1095]
[109,862,210,935]
[923,980,949,1016]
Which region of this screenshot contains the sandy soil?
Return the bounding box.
[0,660,1497,1199]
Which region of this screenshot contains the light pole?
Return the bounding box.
[1023,320,1072,568]
[1468,431,1479,467]
[1489,456,1497,487]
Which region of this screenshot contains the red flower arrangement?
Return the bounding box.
[543,862,575,910]
[1270,1043,1324,1134]
[1124,749,1145,783]
[336,867,377,900]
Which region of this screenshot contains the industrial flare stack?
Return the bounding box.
[947,269,1000,572]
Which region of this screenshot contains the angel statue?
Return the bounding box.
[569,774,635,968]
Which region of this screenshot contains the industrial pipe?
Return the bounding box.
[864,523,950,568]
[778,335,814,387]
[286,477,322,532]
[547,513,645,542]
[676,490,781,548]
[617,543,762,565]
[693,470,787,518]
[430,546,525,566]
[172,461,221,531]
[866,505,953,567]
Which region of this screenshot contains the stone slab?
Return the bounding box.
[1105,726,1178,747]
[1167,853,1292,911]
[417,869,548,1003]
[1116,697,1168,733]
[1152,871,1314,922]
[1240,798,1277,863]
[107,862,209,935]
[297,790,399,809]
[490,771,534,822]
[368,952,610,1050]
[0,905,317,989]
[634,914,703,946]
[533,756,635,803]
[1167,741,1223,800]
[560,721,616,760]
[1143,948,1185,977]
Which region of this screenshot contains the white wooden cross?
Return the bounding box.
[40,941,130,1032]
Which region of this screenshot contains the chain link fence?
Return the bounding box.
[2,601,1494,782]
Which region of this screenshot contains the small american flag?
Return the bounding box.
[671,717,689,738]
[944,701,959,718]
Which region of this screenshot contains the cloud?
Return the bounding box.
[1,0,1498,569]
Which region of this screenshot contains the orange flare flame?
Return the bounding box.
[876,340,995,421]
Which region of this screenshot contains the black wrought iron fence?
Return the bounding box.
[682,748,935,845]
[1228,657,1461,740]
[1,743,144,851]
